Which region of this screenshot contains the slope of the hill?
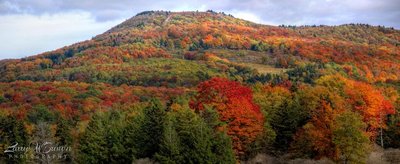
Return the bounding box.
[0,10,399,87]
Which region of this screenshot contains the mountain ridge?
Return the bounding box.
[2,10,399,61]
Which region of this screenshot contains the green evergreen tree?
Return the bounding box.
[78,110,130,163]
[173,109,215,163]
[107,111,130,163]
[54,117,73,162]
[0,114,29,164]
[123,108,143,161]
[78,113,108,163]
[199,107,235,163]
[133,99,166,158]
[271,99,307,152]
[154,112,183,163]
[156,107,236,163]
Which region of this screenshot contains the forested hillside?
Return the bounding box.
[1,10,399,163]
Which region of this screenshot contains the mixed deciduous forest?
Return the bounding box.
[1,11,400,163]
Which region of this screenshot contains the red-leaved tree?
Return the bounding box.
[190,77,264,158]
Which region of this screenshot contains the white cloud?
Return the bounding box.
[232,11,264,24]
[0,12,122,59]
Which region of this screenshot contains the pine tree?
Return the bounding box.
[154,112,183,163]
[54,116,73,162]
[0,114,29,164]
[133,99,166,158]
[106,111,130,163]
[199,107,235,163]
[78,113,108,163]
[78,110,130,163]
[156,108,235,163]
[174,108,215,163]
[271,99,306,152]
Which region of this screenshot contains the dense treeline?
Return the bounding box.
[0,58,256,87]
[1,75,399,163]
[0,81,186,120]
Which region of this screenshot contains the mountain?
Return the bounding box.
[1,10,399,87]
[0,11,399,163]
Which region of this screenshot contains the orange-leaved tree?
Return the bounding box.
[190,77,264,158]
[344,80,395,139]
[316,74,396,140]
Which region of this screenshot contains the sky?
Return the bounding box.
[0,0,399,59]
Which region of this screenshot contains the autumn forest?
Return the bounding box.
[0,11,400,163]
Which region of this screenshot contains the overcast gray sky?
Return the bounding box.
[1,0,399,59]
